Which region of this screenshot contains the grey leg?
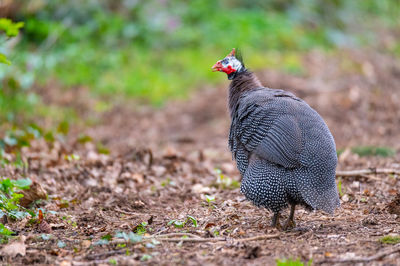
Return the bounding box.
[283,203,296,230]
[271,212,282,229]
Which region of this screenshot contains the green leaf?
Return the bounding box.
[77,134,92,144]
[93,239,109,245]
[108,259,117,265]
[172,220,185,228]
[115,231,128,240]
[205,195,215,203]
[0,179,13,193]
[3,136,17,147]
[12,178,32,189]
[101,234,113,241]
[9,210,29,220]
[128,232,142,243]
[133,223,147,235]
[186,215,198,227]
[140,254,152,261]
[96,142,110,154]
[57,240,66,248]
[115,231,142,243]
[0,54,11,65]
[0,18,24,37]
[167,220,176,226]
[44,131,55,143]
[0,223,14,236]
[41,234,52,240]
[57,121,70,135]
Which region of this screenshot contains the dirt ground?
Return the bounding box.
[1,49,400,265]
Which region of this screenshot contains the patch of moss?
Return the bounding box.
[379,235,400,245]
[276,258,312,266]
[351,146,396,157]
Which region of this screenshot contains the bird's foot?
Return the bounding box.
[273,222,282,230]
[282,218,296,231]
[270,212,282,230]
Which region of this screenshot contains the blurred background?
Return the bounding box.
[0,0,399,155]
[1,1,400,261]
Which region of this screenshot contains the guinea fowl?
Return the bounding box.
[212,49,340,229]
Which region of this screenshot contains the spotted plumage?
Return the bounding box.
[213,49,340,229]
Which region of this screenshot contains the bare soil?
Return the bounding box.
[1,49,400,265]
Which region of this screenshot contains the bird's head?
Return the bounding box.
[212,48,245,80]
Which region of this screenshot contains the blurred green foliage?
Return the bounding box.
[379,235,400,245]
[0,18,24,65]
[0,177,35,243]
[0,0,399,122]
[351,146,396,158]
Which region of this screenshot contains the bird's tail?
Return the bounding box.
[295,168,340,214]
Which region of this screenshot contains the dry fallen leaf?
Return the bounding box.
[191,183,211,194]
[19,180,47,207]
[38,209,52,233]
[0,236,26,257]
[131,173,145,184]
[325,252,333,257]
[59,260,72,266]
[386,193,400,215]
[39,221,53,233]
[49,223,66,230]
[81,240,91,249]
[205,223,217,229]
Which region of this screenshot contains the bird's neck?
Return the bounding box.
[228,70,262,116]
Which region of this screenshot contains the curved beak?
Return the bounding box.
[212,60,222,72]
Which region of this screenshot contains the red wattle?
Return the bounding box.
[222,65,236,75]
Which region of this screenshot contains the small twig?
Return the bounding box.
[145,148,153,170]
[72,258,116,265]
[114,207,139,215]
[84,249,126,260]
[336,168,400,177]
[154,233,201,238]
[109,233,281,244]
[320,243,400,264]
[152,228,168,236]
[110,236,225,244]
[235,233,280,242]
[150,237,226,243]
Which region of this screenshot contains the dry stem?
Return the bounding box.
[336,168,400,177]
[320,243,400,264]
[109,233,281,244]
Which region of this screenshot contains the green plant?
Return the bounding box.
[214,168,240,190]
[337,178,344,197]
[161,177,175,187]
[351,146,396,157]
[115,231,142,243]
[0,223,14,243]
[167,215,198,228]
[205,195,215,203]
[140,254,152,261]
[0,177,35,242]
[379,235,400,245]
[57,240,66,248]
[133,221,148,235]
[204,195,216,209]
[276,258,312,266]
[0,18,24,65]
[0,178,34,219]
